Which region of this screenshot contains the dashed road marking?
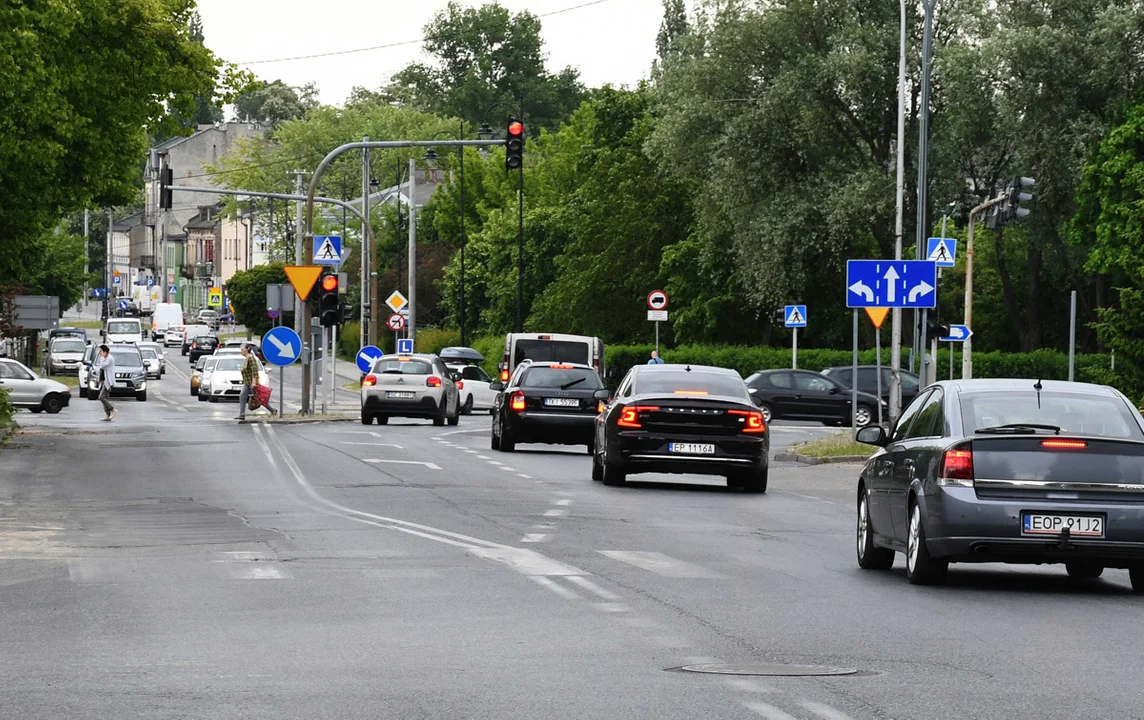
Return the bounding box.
[340,442,405,448]
[477,455,491,460]
[499,466,515,472]
[598,551,725,579]
[722,678,777,694]
[799,701,855,720]
[233,566,292,580]
[593,602,630,613]
[363,459,441,469]
[744,702,800,720]
[544,509,567,517]
[518,474,532,479]
[488,460,503,466]
[520,533,547,543]
[555,499,572,506]
[528,576,581,601]
[565,576,621,601]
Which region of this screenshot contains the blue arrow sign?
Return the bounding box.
[118,299,129,310]
[356,345,384,373]
[784,304,807,328]
[926,237,957,268]
[939,324,973,342]
[846,260,937,309]
[397,338,414,355]
[313,235,342,265]
[262,326,302,366]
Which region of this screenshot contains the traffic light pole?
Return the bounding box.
[962,195,1005,379]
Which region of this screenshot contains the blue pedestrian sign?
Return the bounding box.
[313,235,342,265]
[926,237,957,268]
[356,345,384,373]
[167,285,178,295]
[939,324,973,342]
[846,260,937,309]
[262,326,302,366]
[784,305,807,328]
[397,338,414,355]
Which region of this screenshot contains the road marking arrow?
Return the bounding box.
[883,266,900,303]
[908,281,935,302]
[848,280,874,302]
[268,334,296,359]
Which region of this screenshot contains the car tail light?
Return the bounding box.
[729,409,766,433]
[939,447,974,487]
[551,364,573,369]
[597,402,606,413]
[426,376,442,388]
[361,374,377,387]
[674,390,709,396]
[1041,439,1087,449]
[511,391,526,412]
[617,405,658,429]
[456,380,464,390]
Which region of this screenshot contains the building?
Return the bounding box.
[181,204,253,310]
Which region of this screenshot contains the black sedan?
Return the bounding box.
[855,378,1144,589]
[594,364,769,492]
[188,335,220,363]
[491,362,607,452]
[745,369,884,427]
[820,365,921,408]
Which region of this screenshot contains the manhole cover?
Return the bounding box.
[678,663,857,677]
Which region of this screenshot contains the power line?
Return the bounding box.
[234,0,616,66]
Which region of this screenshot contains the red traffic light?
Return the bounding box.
[508,121,523,137]
[321,275,338,292]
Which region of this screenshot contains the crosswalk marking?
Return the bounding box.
[565,575,620,601]
[520,533,547,543]
[598,551,725,579]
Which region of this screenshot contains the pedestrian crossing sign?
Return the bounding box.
[784,304,807,328]
[313,235,342,265]
[926,237,957,268]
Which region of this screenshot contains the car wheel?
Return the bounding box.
[29,408,43,414]
[41,393,64,414]
[855,404,874,428]
[78,386,88,399]
[586,437,595,455]
[601,452,626,486]
[361,413,373,425]
[191,386,198,396]
[377,415,388,425]
[87,388,99,401]
[462,395,474,415]
[1129,566,1144,593]
[136,391,147,402]
[728,467,768,493]
[447,398,460,426]
[1065,562,1104,579]
[208,395,218,403]
[491,426,501,451]
[905,502,947,585]
[758,402,774,424]
[591,445,604,482]
[198,392,208,402]
[433,399,447,427]
[856,486,895,570]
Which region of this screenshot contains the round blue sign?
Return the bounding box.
[261,326,302,367]
[267,309,280,319]
[355,345,384,374]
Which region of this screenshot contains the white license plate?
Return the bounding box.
[544,398,579,407]
[1022,513,1104,537]
[669,442,715,455]
[386,391,415,399]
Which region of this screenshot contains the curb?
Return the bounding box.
[774,452,869,465]
[238,416,357,425]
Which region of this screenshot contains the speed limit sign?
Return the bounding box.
[647,289,668,310]
[387,313,407,331]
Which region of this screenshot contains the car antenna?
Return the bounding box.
[1034,378,1043,409]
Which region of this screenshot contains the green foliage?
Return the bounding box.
[416,328,462,356]
[338,322,361,358]
[225,264,290,337]
[0,386,13,429]
[234,79,318,127]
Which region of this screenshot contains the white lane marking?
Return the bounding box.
[520,533,547,543]
[235,566,291,580]
[518,474,533,479]
[555,499,572,506]
[469,547,585,576]
[722,678,777,694]
[476,455,491,460]
[487,460,503,466]
[529,576,581,600]
[214,551,263,561]
[544,509,567,517]
[593,602,630,613]
[440,428,486,436]
[598,551,725,579]
[362,459,441,470]
[348,431,382,437]
[340,442,405,449]
[799,701,855,720]
[499,466,515,472]
[533,523,556,529]
[431,436,442,441]
[464,450,479,454]
[565,576,621,601]
[745,702,800,720]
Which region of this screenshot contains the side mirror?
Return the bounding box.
[829,386,840,395]
[856,425,888,447]
[593,389,610,401]
[489,381,504,392]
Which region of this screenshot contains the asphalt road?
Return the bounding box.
[2,352,1142,719]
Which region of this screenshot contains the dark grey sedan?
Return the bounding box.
[855,378,1144,590]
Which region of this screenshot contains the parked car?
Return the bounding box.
[360,354,461,426]
[440,346,496,414]
[200,355,268,403]
[189,356,208,396]
[77,345,96,398]
[490,361,606,453]
[593,363,769,492]
[197,356,221,402]
[45,336,87,375]
[854,378,1144,589]
[137,342,166,376]
[188,335,220,363]
[0,358,72,413]
[744,369,885,427]
[85,345,147,401]
[820,365,922,409]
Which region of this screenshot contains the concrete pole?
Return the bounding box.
[361,137,369,350]
[1068,290,1077,381]
[293,171,306,336]
[159,154,168,305]
[407,157,417,343]
[83,209,90,310]
[105,209,113,321]
[889,0,907,424]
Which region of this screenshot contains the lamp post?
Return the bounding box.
[479,97,525,332]
[424,121,467,345]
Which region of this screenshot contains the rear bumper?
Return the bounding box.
[363,393,441,418]
[507,411,595,444]
[612,431,769,477]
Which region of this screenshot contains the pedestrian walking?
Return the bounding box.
[0,336,9,358]
[93,344,117,421]
[647,350,665,365]
[236,344,259,421]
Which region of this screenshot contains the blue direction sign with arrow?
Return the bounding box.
[356,345,384,373]
[939,324,973,342]
[926,237,957,268]
[846,260,937,309]
[784,305,807,328]
[262,326,302,366]
[313,235,342,265]
[118,299,129,311]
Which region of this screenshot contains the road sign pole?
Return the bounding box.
[792,327,798,370]
[930,335,938,387]
[876,326,883,427]
[950,341,954,380]
[852,310,859,436]
[1069,289,1077,382]
[655,321,659,355]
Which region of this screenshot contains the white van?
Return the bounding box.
[104,318,143,345]
[499,333,605,382]
[150,302,184,343]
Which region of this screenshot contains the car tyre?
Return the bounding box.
[855,404,874,428]
[78,386,88,399]
[208,395,218,403]
[491,427,501,451]
[1129,566,1144,593]
[135,391,147,402]
[377,415,389,425]
[758,402,774,424]
[602,457,626,486]
[29,408,43,414]
[462,395,474,415]
[1065,562,1104,579]
[905,502,947,585]
[856,487,895,570]
[728,467,768,493]
[591,446,604,482]
[360,413,373,425]
[198,392,208,402]
[433,399,447,427]
[86,387,99,401]
[447,398,460,426]
[41,393,64,414]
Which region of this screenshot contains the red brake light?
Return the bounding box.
[362,374,377,387]
[674,390,709,396]
[729,408,766,433]
[597,402,606,414]
[941,449,974,481]
[617,405,659,429]
[551,364,573,369]
[1041,440,1087,449]
[510,391,526,412]
[426,376,442,388]
[456,380,464,390]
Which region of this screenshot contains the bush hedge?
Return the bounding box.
[0,387,14,430]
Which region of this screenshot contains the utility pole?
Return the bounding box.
[407,157,417,342]
[105,209,112,321]
[291,171,307,337]
[962,194,1005,379]
[914,0,938,380]
[889,0,907,424]
[361,137,370,350]
[159,153,169,303]
[83,209,90,311]
[459,119,468,347]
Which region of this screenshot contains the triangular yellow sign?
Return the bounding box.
[864,307,890,329]
[284,265,323,301]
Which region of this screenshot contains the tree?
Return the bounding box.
[384,2,585,134]
[224,263,290,337]
[235,80,318,127]
[185,11,223,126]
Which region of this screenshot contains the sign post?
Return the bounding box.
[647,290,669,355]
[262,326,302,420]
[783,305,806,369]
[864,308,890,426]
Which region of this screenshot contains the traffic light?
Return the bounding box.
[159,167,173,210]
[505,117,524,170]
[1008,176,1034,220]
[319,271,340,326]
[927,317,950,339]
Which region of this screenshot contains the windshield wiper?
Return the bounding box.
[975,423,1062,435]
[559,377,587,390]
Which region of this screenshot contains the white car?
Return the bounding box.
[201,355,269,403]
[138,346,163,380]
[78,345,95,398]
[138,342,166,376]
[165,325,185,348]
[197,356,220,402]
[0,358,72,413]
[445,362,498,414]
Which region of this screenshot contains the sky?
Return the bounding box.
[195,0,668,107]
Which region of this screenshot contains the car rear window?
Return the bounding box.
[139,348,158,359]
[374,358,432,374]
[514,340,590,367]
[520,366,602,390]
[960,391,1144,440]
[636,371,749,399]
[195,337,218,346]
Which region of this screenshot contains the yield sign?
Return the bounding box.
[864,307,890,329]
[284,265,323,301]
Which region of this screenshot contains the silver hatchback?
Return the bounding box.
[360,354,461,426]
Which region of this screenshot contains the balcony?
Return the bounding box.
[180,264,194,279]
[195,263,213,279]
[139,255,157,269]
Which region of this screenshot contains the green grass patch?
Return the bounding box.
[48,375,80,388]
[69,320,104,329]
[341,381,361,392]
[792,432,874,458]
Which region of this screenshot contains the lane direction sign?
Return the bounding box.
[846,260,936,309]
[385,290,408,313]
[262,326,302,366]
[939,324,973,342]
[313,235,342,265]
[784,305,807,328]
[926,237,958,268]
[387,313,406,331]
[356,345,384,373]
[397,338,414,355]
[284,266,323,301]
[647,290,668,310]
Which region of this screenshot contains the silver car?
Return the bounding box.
[138,342,166,376]
[0,358,72,413]
[46,336,88,375]
[360,354,461,426]
[139,346,162,380]
[85,346,148,401]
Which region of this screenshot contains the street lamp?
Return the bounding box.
[480,96,525,332]
[424,123,468,346]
